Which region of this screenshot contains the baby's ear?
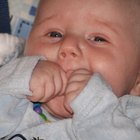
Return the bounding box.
[130,72,140,96]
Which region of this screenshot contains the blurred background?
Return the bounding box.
[9,0,39,39]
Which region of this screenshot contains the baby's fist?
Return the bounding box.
[28,60,67,102]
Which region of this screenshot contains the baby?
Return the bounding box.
[0,0,140,139]
[25,0,140,117]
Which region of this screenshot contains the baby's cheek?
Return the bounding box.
[42,95,72,119]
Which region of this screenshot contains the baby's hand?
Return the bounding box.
[27,60,67,102]
[64,69,92,113]
[41,69,92,118]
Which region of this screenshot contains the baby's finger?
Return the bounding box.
[42,95,72,118]
[64,88,81,114]
[52,70,63,96]
[68,69,92,83]
[58,69,68,95]
[39,77,55,102]
[27,86,45,102]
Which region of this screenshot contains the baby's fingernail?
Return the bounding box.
[64,103,73,114]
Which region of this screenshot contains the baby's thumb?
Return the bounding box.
[64,91,79,115]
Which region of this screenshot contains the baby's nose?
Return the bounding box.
[60,48,78,58]
[58,36,81,59]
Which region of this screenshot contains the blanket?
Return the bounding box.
[0,33,24,66]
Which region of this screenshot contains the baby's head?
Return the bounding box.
[25,0,140,97]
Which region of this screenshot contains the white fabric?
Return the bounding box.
[0,33,24,66]
[0,34,140,140]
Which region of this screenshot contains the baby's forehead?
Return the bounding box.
[35,0,140,32]
[37,0,139,16]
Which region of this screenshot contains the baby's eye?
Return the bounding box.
[45,31,63,43]
[48,31,63,38]
[89,36,107,43]
[94,36,107,42]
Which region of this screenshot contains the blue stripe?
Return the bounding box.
[0,0,11,33]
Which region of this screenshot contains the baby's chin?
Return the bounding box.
[42,95,73,119]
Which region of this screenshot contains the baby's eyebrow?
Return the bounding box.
[93,18,120,35]
[35,14,58,26]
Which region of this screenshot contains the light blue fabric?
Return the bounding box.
[0,37,139,140]
[0,56,140,140]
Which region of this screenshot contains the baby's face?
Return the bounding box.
[25,0,140,96]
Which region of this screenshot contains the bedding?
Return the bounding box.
[9,0,39,39]
[0,0,40,66]
[0,1,38,65]
[0,33,24,66]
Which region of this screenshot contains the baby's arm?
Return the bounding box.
[0,56,42,138]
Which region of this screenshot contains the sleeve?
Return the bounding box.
[0,56,42,138]
[70,74,140,140]
[13,74,140,140]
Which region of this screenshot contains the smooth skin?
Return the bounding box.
[25,0,140,118]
